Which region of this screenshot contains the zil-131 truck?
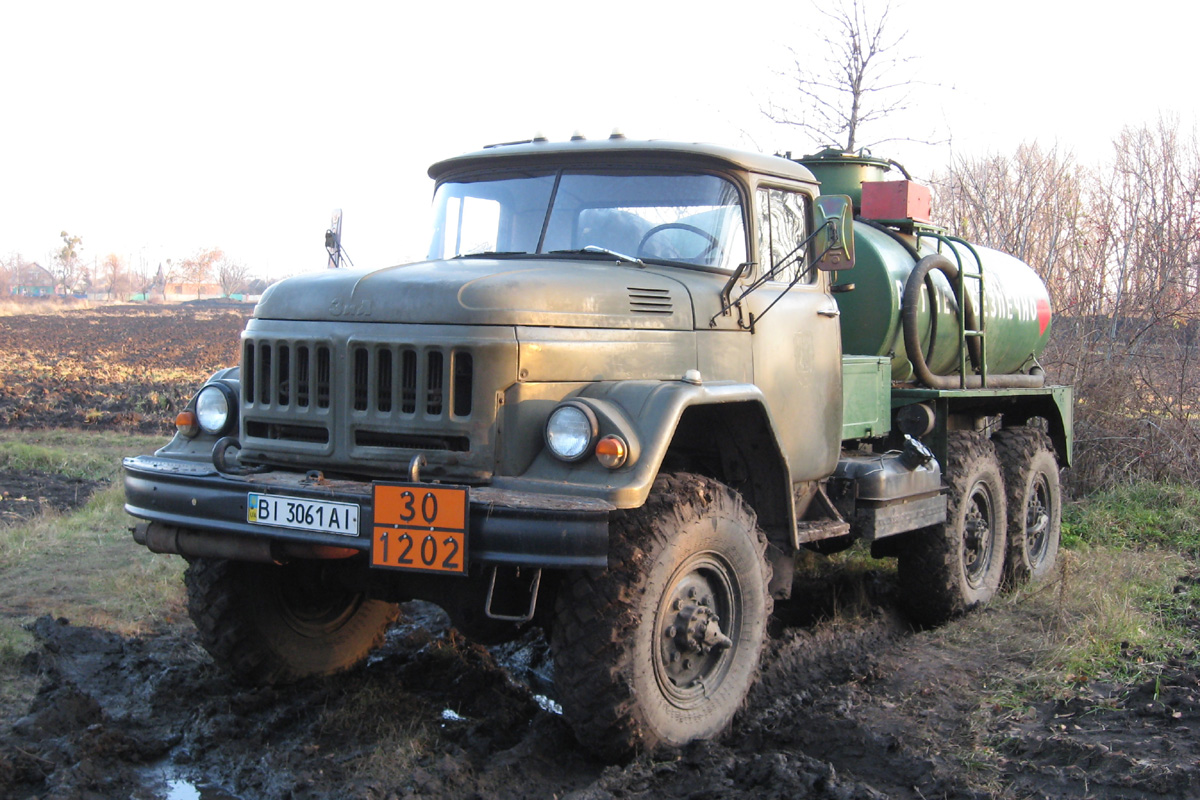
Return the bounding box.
[124,135,1071,757]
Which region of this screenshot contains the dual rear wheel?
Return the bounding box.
[899,429,1061,625]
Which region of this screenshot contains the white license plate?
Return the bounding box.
[247,493,360,536]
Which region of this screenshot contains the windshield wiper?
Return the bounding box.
[548,246,645,267]
[452,251,531,259]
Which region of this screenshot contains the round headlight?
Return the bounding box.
[195,384,235,435]
[545,402,597,462]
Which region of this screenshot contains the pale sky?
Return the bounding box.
[2,0,1196,281]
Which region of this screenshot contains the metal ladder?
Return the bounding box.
[918,231,989,388]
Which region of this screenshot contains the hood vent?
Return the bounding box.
[629,286,673,315]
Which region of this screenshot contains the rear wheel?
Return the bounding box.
[185,557,397,684]
[899,433,1007,625]
[995,428,1061,584]
[552,473,772,759]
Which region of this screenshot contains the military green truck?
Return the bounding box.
[124,136,1071,757]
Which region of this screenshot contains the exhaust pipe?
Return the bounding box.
[132,522,359,563]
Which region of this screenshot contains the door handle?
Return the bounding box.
[817,308,841,318]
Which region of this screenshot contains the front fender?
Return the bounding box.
[493,379,792,509]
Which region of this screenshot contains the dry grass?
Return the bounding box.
[933,548,1187,692]
[0,483,187,633]
[0,297,95,317]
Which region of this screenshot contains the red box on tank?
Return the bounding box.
[860,180,932,223]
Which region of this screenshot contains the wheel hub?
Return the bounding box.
[669,600,733,655]
[1026,474,1051,562]
[962,484,995,588]
[655,561,738,705]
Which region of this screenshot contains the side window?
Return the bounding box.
[755,187,813,285]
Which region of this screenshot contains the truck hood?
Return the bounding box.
[254,258,694,329]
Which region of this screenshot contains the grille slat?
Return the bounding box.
[243,342,255,404]
[296,345,310,408]
[453,353,473,417]
[353,347,369,411]
[316,348,331,408]
[378,350,393,412]
[277,345,291,406]
[401,350,417,413]
[426,351,444,415]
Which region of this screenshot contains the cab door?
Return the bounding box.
[746,185,843,483]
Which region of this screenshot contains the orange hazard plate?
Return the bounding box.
[371,483,469,574]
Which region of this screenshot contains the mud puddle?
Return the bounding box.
[3,572,1200,799]
[0,469,103,525]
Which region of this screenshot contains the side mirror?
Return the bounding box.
[813,195,855,272]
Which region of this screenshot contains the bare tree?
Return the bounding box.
[179,248,223,299]
[932,144,1092,318]
[763,0,926,152]
[217,257,250,297]
[0,253,18,296]
[100,253,129,300]
[51,231,84,294]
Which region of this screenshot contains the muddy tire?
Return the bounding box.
[552,473,772,759]
[995,428,1061,585]
[184,557,397,684]
[899,433,1007,625]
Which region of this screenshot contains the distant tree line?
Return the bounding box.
[0,240,270,301]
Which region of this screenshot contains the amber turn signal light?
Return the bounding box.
[595,435,628,469]
[176,410,199,438]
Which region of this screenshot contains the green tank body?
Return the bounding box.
[833,226,1053,381]
[798,150,1053,383]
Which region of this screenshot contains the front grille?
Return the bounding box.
[349,344,471,418]
[240,328,492,476]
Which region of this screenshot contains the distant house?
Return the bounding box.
[11,263,55,297]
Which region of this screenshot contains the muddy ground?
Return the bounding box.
[3,568,1199,800]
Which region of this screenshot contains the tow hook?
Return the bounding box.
[212,437,269,476]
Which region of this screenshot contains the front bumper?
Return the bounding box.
[123,455,612,569]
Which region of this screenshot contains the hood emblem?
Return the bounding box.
[329,298,373,318]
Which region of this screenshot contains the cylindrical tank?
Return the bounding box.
[796,151,1053,383]
[834,227,1053,381]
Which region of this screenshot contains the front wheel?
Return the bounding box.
[552,473,772,759]
[185,557,398,684]
[899,433,1008,625]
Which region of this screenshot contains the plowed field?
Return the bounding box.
[0,303,252,434]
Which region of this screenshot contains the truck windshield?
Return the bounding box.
[428,170,746,270]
